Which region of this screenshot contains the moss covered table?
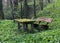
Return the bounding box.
[15,19,35,32]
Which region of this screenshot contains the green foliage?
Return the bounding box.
[0,20,60,43]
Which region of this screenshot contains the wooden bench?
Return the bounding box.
[34,18,53,30]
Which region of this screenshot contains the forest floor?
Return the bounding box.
[0,19,60,43]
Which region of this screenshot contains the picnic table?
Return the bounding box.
[35,18,52,30]
[15,19,35,31]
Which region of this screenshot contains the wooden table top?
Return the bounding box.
[15,19,35,23]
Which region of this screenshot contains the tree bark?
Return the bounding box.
[48,0,50,3]
[14,0,18,8]
[24,0,28,18]
[20,2,23,18]
[34,0,36,18]
[40,0,43,10]
[10,0,18,19]
[0,0,4,19]
[10,0,14,19]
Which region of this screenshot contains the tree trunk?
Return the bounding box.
[14,0,18,9]
[10,0,18,19]
[40,0,43,10]
[0,0,4,19]
[10,0,14,19]
[20,2,23,18]
[34,0,36,18]
[24,0,28,18]
[48,0,50,3]
[7,0,10,7]
[19,0,23,18]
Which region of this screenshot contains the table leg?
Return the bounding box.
[18,22,20,29]
[23,23,28,31]
[31,23,34,33]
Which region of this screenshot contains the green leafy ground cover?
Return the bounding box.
[0,0,60,43]
[0,20,60,43]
